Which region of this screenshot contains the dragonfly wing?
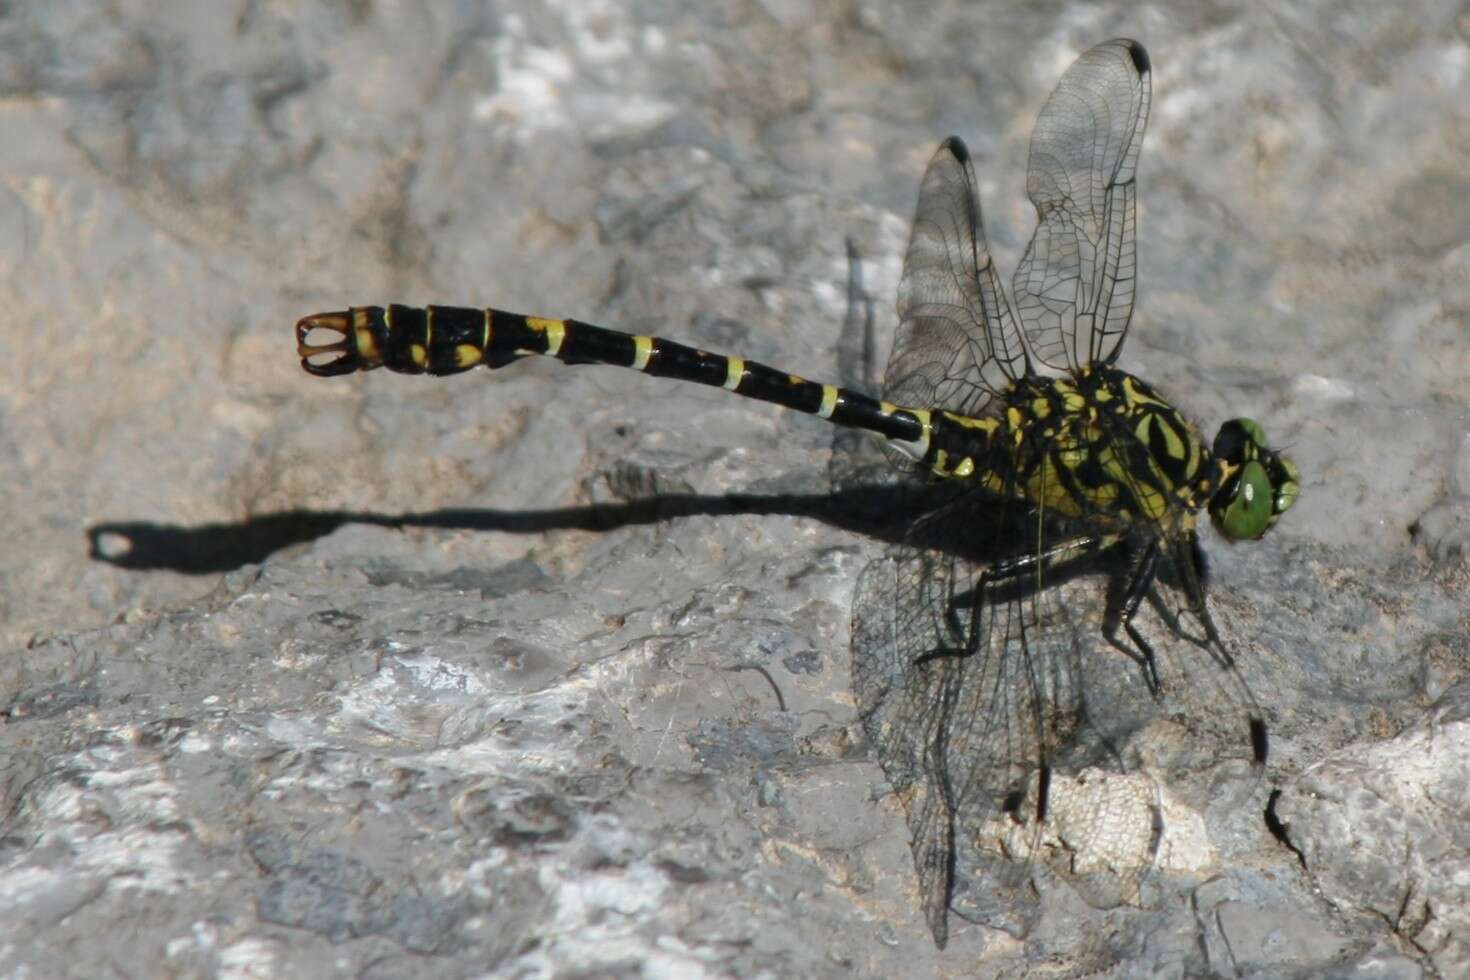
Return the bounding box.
[851,497,1066,945]
[885,137,1028,419]
[1014,39,1151,372]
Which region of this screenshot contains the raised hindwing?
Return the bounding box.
[883,138,1030,421]
[1014,38,1151,373]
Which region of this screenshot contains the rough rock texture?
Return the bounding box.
[2,1,1468,976]
[1271,681,1470,978]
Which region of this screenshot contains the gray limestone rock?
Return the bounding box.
[2,1,1469,976]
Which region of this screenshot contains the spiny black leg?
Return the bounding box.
[1147,580,1214,655]
[1119,541,1160,626]
[1138,530,1212,650]
[929,562,998,664]
[924,561,983,665]
[987,534,1096,583]
[1105,541,1162,695]
[920,534,1110,665]
[986,531,1116,592]
[1151,589,1189,636]
[1122,621,1161,696]
[1173,531,1234,667]
[1171,534,1265,762]
[943,562,976,652]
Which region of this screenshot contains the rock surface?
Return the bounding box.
[2,2,1468,976]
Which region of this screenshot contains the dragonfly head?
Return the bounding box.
[1208,418,1299,541]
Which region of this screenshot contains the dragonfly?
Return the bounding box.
[295,38,1299,947]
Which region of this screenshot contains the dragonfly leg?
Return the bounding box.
[1169,531,1234,668]
[921,533,1116,665]
[990,532,1111,583]
[1104,540,1163,695]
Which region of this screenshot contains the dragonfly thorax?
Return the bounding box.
[917,363,1299,545]
[922,365,1217,534]
[1012,365,1215,529]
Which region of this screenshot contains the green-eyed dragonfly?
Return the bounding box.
[295,38,1298,947]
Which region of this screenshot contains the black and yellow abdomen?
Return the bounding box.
[298,304,934,447]
[297,307,1221,535]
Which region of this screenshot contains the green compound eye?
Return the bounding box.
[1210,418,1298,541]
[1232,417,1267,447]
[1212,417,1266,462]
[1272,455,1301,516]
[1216,459,1274,540]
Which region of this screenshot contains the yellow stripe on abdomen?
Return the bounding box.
[525,316,566,356]
[817,384,839,419]
[632,335,654,371]
[724,357,746,391]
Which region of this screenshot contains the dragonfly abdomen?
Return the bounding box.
[297,303,938,448]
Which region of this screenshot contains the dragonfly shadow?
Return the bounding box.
[85,481,999,576]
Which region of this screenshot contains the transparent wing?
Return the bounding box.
[883,137,1029,419]
[851,493,1092,946]
[850,425,1266,945]
[1014,39,1151,372]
